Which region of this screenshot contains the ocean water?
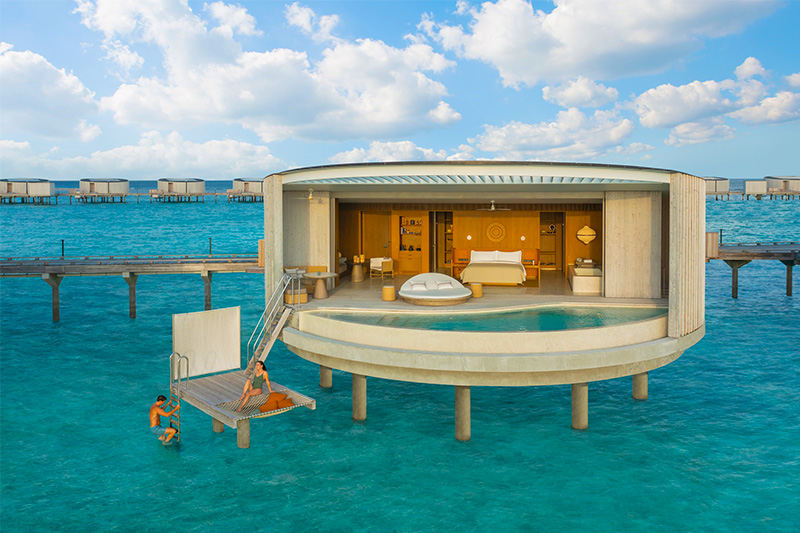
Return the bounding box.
[1,193,798,532]
[322,306,667,332]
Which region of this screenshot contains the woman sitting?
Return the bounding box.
[236,361,272,412]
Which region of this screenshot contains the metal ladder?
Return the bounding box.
[168,352,189,442]
[244,273,303,375]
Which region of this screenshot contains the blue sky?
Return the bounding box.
[1,0,798,180]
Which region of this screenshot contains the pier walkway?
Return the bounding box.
[706,234,799,297]
[0,253,261,320]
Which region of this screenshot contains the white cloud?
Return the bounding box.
[0,43,98,139]
[77,120,102,142]
[735,56,766,80]
[542,77,618,108]
[471,108,634,160]
[728,91,800,124]
[427,101,462,125]
[633,80,736,128]
[330,141,448,163]
[206,1,263,38]
[76,1,457,142]
[665,117,735,147]
[784,73,800,88]
[420,0,778,87]
[0,131,283,179]
[285,2,339,43]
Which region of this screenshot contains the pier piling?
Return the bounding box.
[320,365,332,388]
[724,260,751,298]
[571,383,588,429]
[201,272,213,310]
[42,273,62,321]
[352,374,367,421]
[123,272,138,318]
[455,386,471,441]
[781,259,794,296]
[633,372,648,400]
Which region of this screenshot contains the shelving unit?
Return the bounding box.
[396,214,428,274]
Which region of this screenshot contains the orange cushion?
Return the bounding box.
[277,398,295,409]
[259,400,279,413]
[267,392,287,403]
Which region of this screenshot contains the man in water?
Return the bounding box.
[150,395,180,444]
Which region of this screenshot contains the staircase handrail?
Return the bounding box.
[245,273,301,369]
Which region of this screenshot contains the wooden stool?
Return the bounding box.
[382,285,396,301]
[470,283,483,298]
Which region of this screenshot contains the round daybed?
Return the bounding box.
[398,273,472,306]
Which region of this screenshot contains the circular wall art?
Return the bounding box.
[486,222,507,243]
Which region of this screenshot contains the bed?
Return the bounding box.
[458,250,528,285]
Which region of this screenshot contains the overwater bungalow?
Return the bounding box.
[765,176,800,192]
[77,178,129,203]
[0,178,56,204]
[229,178,263,201]
[171,161,706,447]
[156,177,205,202]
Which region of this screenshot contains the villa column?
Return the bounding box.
[633,372,648,400]
[42,273,62,322]
[320,365,333,388]
[455,386,471,441]
[263,174,284,306]
[123,272,138,318]
[353,374,366,421]
[237,418,250,449]
[571,383,588,430]
[201,271,212,310]
[212,418,224,433]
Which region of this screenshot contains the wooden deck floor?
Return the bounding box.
[171,371,315,428]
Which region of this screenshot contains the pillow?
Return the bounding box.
[409,282,427,292]
[437,281,454,290]
[496,250,522,263]
[470,250,497,262]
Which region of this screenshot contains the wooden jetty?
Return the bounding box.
[0,253,262,320]
[706,233,799,297]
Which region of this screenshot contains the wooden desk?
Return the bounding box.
[304,272,337,299]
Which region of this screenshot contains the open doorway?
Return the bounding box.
[429,211,454,275]
[539,212,565,272]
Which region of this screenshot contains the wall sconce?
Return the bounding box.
[466,235,472,240]
[520,236,526,241]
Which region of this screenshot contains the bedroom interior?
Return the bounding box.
[336,202,603,288]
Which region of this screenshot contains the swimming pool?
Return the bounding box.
[318,306,667,332]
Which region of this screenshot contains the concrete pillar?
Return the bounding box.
[455,386,471,441]
[571,383,588,430]
[781,260,794,296]
[264,174,284,306]
[352,374,366,421]
[633,372,648,400]
[237,418,250,448]
[320,365,332,388]
[201,272,212,310]
[212,418,224,433]
[42,274,62,322]
[123,272,138,318]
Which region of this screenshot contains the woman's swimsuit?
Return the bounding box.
[252,373,266,390]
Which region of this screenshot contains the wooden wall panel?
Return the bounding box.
[453,211,539,251]
[604,191,662,298]
[565,211,603,268]
[338,209,360,261]
[361,211,392,261]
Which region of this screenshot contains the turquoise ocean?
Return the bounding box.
[1,183,798,532]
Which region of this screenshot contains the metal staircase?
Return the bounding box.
[245,273,303,376]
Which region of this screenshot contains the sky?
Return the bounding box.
[0,0,798,181]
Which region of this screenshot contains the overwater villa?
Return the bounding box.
[171,161,706,447]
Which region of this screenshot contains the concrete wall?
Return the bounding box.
[187,181,205,194]
[109,181,129,194]
[603,191,662,298]
[282,190,333,272]
[668,173,705,338]
[264,175,283,304]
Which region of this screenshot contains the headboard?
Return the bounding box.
[453,248,539,265]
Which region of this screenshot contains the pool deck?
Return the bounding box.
[301,270,667,313]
